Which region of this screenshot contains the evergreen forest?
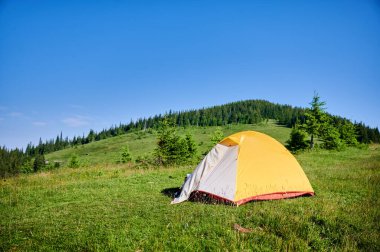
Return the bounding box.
[1,99,379,177]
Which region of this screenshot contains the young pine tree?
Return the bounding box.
[210,127,224,145]
[120,146,132,163]
[184,133,198,162]
[339,121,358,146]
[286,127,309,152]
[33,154,45,172]
[301,92,328,149]
[154,118,197,166]
[68,154,80,168]
[321,125,344,150]
[154,118,178,165]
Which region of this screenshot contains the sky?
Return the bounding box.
[1,0,379,149]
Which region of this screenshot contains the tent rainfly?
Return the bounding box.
[172,131,314,206]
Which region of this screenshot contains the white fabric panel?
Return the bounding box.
[198,145,238,201]
[171,144,232,204]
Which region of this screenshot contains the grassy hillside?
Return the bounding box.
[46,120,289,167]
[1,123,379,251]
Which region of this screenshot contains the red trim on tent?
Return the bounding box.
[235,191,315,206]
[192,190,314,206]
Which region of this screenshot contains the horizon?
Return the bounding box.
[1,1,379,149]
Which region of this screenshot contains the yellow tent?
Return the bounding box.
[172,131,314,205]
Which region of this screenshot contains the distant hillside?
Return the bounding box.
[1,99,379,177]
[46,121,288,167]
[25,99,380,157]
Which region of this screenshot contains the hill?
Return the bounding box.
[0,122,379,250]
[46,120,288,167]
[26,99,380,158]
[2,99,379,178]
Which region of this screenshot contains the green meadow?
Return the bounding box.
[1,123,379,251]
[45,120,288,166]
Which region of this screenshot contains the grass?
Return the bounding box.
[1,124,379,251]
[46,120,289,167]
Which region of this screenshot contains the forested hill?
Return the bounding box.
[24,99,379,157]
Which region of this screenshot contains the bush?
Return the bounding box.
[154,119,197,166]
[68,155,80,168]
[21,159,33,173]
[120,146,132,163]
[357,143,369,150]
[184,133,198,164]
[339,121,358,146]
[321,126,345,150]
[286,128,309,152]
[33,154,45,172]
[210,127,224,145]
[135,155,153,168]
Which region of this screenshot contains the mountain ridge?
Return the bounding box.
[24,99,379,157]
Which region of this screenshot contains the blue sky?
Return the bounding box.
[1,1,379,149]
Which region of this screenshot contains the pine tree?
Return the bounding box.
[184,133,197,162]
[321,125,343,150]
[154,118,197,166]
[154,118,177,165]
[120,146,132,163]
[33,154,45,172]
[301,92,328,148]
[210,127,224,145]
[286,127,309,152]
[87,129,96,142]
[339,120,358,146]
[68,154,80,168]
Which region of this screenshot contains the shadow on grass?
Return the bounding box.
[161,187,181,198]
[162,188,236,206]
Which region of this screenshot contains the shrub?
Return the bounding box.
[286,127,309,152]
[120,146,132,163]
[68,155,80,168]
[21,159,33,173]
[184,133,198,163]
[33,154,45,172]
[339,121,358,146]
[135,155,153,168]
[321,126,345,150]
[154,119,197,166]
[210,127,224,145]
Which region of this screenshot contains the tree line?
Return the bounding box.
[287,93,379,151]
[24,99,379,157]
[1,99,379,177]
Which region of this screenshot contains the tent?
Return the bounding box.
[172,131,314,206]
